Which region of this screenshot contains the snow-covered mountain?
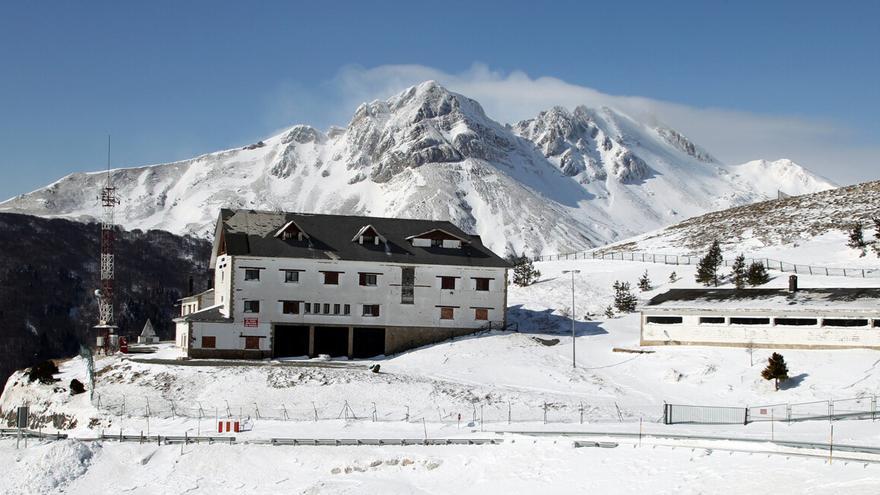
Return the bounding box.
[0,81,835,256]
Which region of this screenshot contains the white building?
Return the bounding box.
[641,280,880,350]
[175,209,511,359]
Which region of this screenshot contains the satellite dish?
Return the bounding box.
[94,289,103,298]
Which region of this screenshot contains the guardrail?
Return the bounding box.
[533,250,880,278]
[0,428,68,440]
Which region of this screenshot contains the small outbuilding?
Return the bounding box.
[137,319,159,344]
[641,281,880,350]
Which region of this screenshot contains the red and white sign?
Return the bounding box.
[243,318,259,327]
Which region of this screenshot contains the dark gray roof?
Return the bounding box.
[646,288,880,311]
[216,209,512,268]
[174,306,230,323]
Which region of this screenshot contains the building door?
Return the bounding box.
[273,325,310,358]
[313,326,349,357]
[352,327,385,358]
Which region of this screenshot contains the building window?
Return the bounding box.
[344,304,351,315]
[245,336,260,350]
[823,318,869,327]
[322,272,340,285]
[440,307,455,320]
[244,300,260,313]
[401,267,415,304]
[244,269,260,281]
[201,336,216,348]
[431,239,443,248]
[363,304,380,317]
[474,278,491,291]
[874,320,880,328]
[646,316,682,325]
[304,303,311,314]
[323,303,331,314]
[334,304,341,315]
[283,270,300,283]
[729,317,771,325]
[440,276,456,290]
[282,301,299,315]
[775,318,818,326]
[474,308,489,321]
[359,273,378,286]
[699,317,725,325]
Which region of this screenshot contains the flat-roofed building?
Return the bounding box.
[641,280,880,350]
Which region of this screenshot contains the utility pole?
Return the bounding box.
[562,269,580,368]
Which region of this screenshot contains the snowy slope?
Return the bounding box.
[0,81,835,256]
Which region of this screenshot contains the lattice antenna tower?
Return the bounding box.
[97,135,120,331]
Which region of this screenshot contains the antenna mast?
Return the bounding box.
[96,135,120,350]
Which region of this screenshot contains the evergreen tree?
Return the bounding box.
[668,271,678,283]
[695,240,723,287]
[847,223,866,254]
[637,270,652,292]
[873,218,880,258]
[731,254,747,289]
[604,305,616,318]
[612,281,637,313]
[508,253,541,287]
[746,261,770,286]
[761,352,790,391]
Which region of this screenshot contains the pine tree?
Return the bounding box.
[604,305,615,318]
[508,253,541,287]
[637,270,652,292]
[847,223,866,255]
[612,281,637,313]
[746,261,770,286]
[873,218,880,258]
[695,240,723,287]
[761,352,790,391]
[668,271,678,283]
[731,254,747,289]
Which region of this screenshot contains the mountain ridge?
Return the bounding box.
[0,81,835,256]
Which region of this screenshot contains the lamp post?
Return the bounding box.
[562,269,580,368]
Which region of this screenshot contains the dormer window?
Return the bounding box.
[406,229,470,249]
[352,225,386,246]
[274,219,310,242]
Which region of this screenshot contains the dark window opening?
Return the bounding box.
[775,318,818,326]
[273,325,309,358]
[401,267,415,304]
[646,316,683,325]
[431,239,443,248]
[201,336,216,348]
[440,307,454,320]
[474,278,491,291]
[359,273,378,286]
[344,304,351,315]
[440,277,456,290]
[730,317,771,325]
[874,320,880,328]
[475,308,489,321]
[283,270,300,283]
[304,303,311,314]
[244,300,260,313]
[244,269,260,281]
[323,303,331,314]
[244,336,260,350]
[322,272,340,285]
[823,319,869,327]
[314,327,348,357]
[333,304,341,315]
[352,327,385,358]
[282,301,299,315]
[363,304,380,317]
[699,317,725,325]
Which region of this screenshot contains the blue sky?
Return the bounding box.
[1,1,877,201]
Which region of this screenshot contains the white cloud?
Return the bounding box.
[268,63,878,185]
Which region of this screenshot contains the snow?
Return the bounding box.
[0,82,834,256]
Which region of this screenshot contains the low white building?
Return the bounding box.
[641,281,880,350]
[175,209,511,359]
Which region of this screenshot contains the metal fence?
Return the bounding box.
[664,395,880,425]
[533,250,880,278]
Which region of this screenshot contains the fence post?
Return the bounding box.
[543,402,547,424]
[508,402,511,425]
[579,402,584,424]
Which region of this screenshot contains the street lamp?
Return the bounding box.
[562,269,581,368]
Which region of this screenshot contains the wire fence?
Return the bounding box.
[533,250,880,278]
[89,393,662,426]
[664,395,879,425]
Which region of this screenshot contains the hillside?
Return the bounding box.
[0,82,834,257]
[604,179,880,266]
[0,213,211,390]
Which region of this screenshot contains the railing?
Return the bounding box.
[533,250,880,278]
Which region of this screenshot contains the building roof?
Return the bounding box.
[174,305,230,323]
[212,209,512,268]
[645,288,880,313]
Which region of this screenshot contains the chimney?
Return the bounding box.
[788,275,798,293]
